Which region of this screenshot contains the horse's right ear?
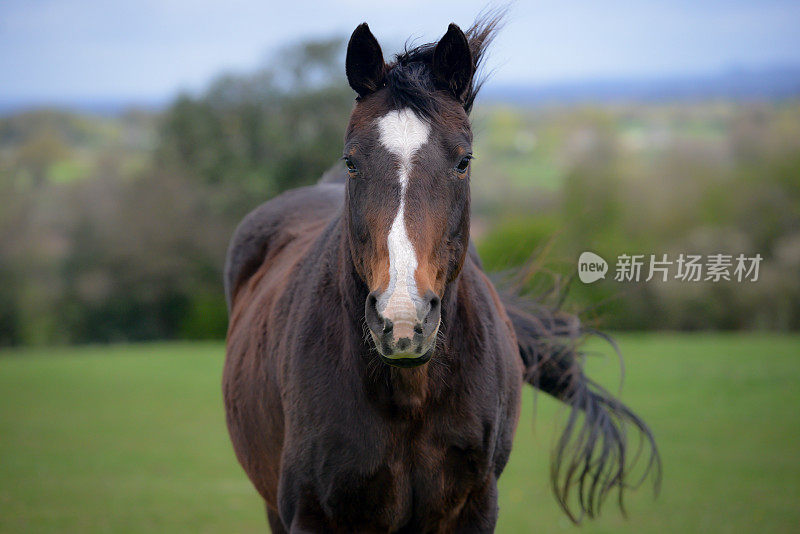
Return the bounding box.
[346,23,386,98]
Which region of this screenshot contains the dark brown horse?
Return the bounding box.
[223,15,659,533]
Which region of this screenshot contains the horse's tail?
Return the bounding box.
[500,291,662,523]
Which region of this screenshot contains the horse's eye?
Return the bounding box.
[344,157,358,176]
[455,155,472,175]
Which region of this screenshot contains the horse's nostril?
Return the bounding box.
[414,324,423,335]
[382,319,393,334]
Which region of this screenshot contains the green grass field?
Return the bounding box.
[1,334,798,533]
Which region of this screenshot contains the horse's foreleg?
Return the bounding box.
[279,487,329,534]
[267,506,288,534]
[451,476,499,533]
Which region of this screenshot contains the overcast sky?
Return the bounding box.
[2,0,800,104]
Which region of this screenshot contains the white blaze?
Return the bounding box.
[376,108,431,339]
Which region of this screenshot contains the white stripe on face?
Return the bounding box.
[376,108,431,340]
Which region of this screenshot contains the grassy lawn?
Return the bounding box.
[1,334,798,533]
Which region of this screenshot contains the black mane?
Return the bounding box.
[384,12,504,117]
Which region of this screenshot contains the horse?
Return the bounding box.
[223,14,659,533]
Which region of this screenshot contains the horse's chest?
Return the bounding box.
[320,422,494,531]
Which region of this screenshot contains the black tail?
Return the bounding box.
[501,292,662,523]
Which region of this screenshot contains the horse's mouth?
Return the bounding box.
[378,350,433,368]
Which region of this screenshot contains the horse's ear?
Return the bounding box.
[432,23,474,104]
[346,23,386,98]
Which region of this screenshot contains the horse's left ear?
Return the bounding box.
[432,23,474,104]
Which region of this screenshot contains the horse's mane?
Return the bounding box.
[384,11,504,117]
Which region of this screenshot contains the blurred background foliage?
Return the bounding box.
[1,38,799,346]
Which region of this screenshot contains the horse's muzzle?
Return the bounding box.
[365,290,440,367]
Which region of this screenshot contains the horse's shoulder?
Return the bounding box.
[224,183,344,309]
[459,253,518,353]
[465,241,485,273]
[460,248,499,308]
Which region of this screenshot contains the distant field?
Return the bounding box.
[1,334,798,533]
